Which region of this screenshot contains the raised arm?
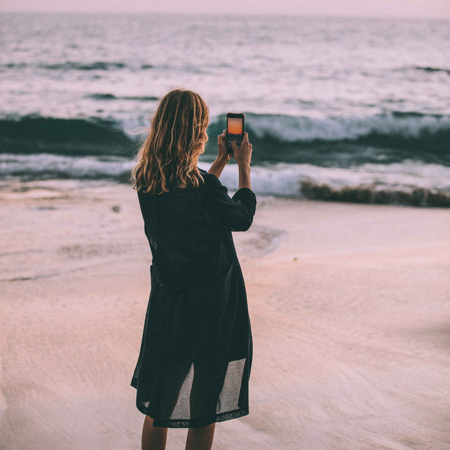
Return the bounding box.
[203,132,255,231]
[202,173,256,232]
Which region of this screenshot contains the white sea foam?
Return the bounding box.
[242,112,450,143]
[201,160,450,198]
[2,154,448,203]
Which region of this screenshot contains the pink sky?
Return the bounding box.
[1,0,449,20]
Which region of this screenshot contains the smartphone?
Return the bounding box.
[226,113,245,154]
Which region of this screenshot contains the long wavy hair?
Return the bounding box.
[131,89,209,194]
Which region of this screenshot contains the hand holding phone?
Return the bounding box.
[232,132,252,168]
[217,130,231,161]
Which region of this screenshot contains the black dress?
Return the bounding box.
[130,167,257,428]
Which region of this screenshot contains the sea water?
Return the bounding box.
[1,12,449,205]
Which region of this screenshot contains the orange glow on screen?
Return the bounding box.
[228,118,243,134]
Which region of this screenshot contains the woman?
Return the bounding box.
[130,88,256,450]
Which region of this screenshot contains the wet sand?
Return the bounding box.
[1,179,449,450]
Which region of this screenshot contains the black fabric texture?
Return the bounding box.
[130,167,257,428]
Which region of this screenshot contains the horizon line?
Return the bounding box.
[1,10,449,22]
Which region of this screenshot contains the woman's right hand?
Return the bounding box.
[231,132,253,167]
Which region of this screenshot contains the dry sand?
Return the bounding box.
[0,179,449,450]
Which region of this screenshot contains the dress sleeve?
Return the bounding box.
[202,172,257,232]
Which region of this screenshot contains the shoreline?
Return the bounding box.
[1,179,450,449]
[2,158,450,208]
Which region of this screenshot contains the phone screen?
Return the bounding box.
[227,114,245,153]
[228,117,243,135]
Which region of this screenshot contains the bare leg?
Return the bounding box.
[185,422,216,450]
[142,415,168,450]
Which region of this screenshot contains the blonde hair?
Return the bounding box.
[131,89,209,194]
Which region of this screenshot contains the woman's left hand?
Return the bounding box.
[217,130,231,162]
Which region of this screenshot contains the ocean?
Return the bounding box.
[1,12,449,206]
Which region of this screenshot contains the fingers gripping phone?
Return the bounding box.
[226,113,245,154]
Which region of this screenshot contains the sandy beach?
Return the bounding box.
[1,179,450,450]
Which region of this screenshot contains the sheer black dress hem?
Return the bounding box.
[131,387,249,428]
[141,407,249,429]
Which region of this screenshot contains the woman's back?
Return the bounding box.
[137,168,256,290]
